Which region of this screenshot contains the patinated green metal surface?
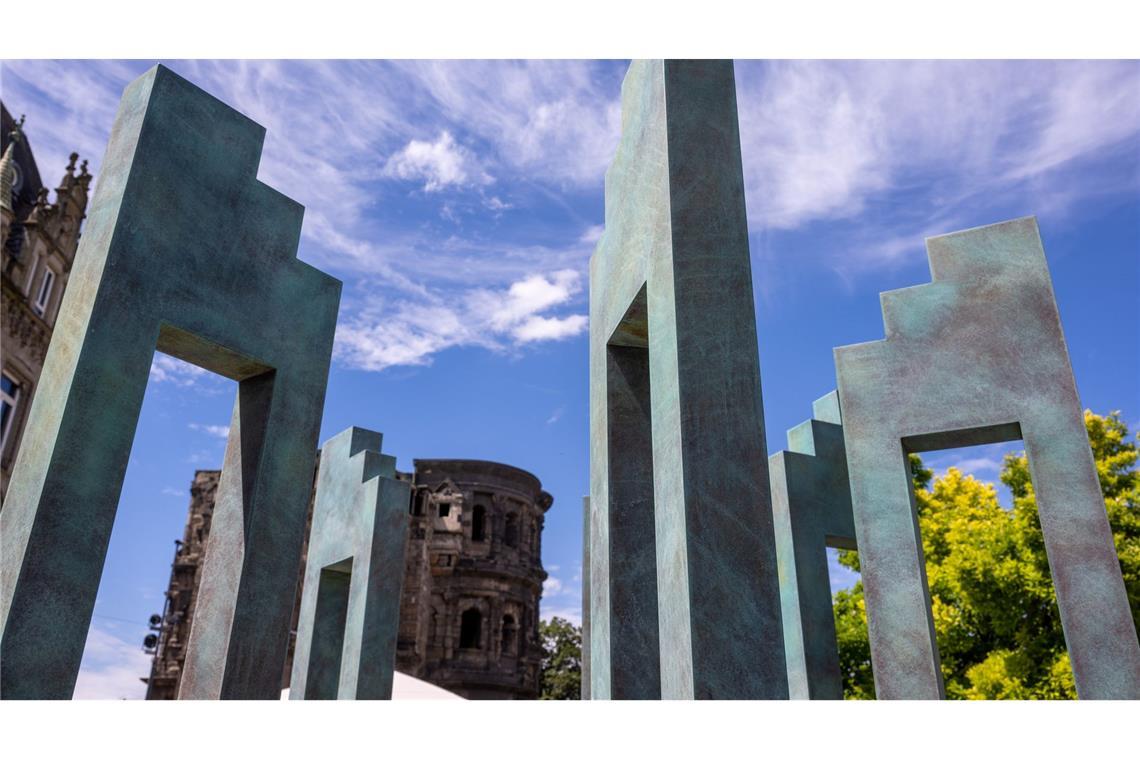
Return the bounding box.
[581,496,590,700]
[770,391,856,700]
[0,65,341,699]
[289,427,409,700]
[834,216,1140,699]
[589,59,787,699]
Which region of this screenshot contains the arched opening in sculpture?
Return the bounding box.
[303,559,353,700]
[82,353,238,701]
[0,66,342,701]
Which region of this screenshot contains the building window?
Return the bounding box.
[438,501,451,518]
[501,615,517,656]
[33,268,55,316]
[472,505,487,542]
[1,373,20,452]
[459,608,482,649]
[504,514,519,548]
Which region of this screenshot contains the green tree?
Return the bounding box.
[834,410,1140,699]
[539,616,582,700]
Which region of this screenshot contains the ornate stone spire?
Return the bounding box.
[0,114,25,213]
[26,187,50,225]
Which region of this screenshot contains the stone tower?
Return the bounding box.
[399,460,552,699]
[0,103,92,500]
[145,459,552,700]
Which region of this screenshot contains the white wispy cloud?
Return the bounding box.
[487,270,579,330]
[0,60,139,183]
[147,354,231,395]
[541,567,582,626]
[480,269,587,344]
[393,60,623,188]
[6,59,1135,370]
[161,486,184,497]
[2,60,615,375]
[482,195,511,212]
[540,604,582,627]
[737,61,892,230]
[735,59,1140,264]
[923,441,1022,482]
[513,314,588,343]
[149,354,209,386]
[335,269,587,371]
[826,548,860,594]
[188,423,230,439]
[1003,62,1140,182]
[383,131,490,191]
[578,224,604,245]
[73,623,150,700]
[540,606,583,624]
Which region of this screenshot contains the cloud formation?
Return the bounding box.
[335,269,587,371]
[539,567,583,626]
[735,60,1140,260]
[383,131,489,191]
[188,423,230,439]
[4,59,1136,369]
[539,605,582,627]
[393,60,623,188]
[827,548,860,594]
[74,623,150,700]
[149,354,210,386]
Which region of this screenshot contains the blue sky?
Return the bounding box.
[1,60,1137,698]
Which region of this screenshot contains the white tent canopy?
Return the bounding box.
[281,672,465,700]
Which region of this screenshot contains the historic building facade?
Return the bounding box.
[0,104,92,499]
[398,459,552,699]
[145,459,552,700]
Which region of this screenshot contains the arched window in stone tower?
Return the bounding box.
[410,489,426,516]
[459,608,482,649]
[501,614,517,656]
[472,505,487,542]
[504,513,519,548]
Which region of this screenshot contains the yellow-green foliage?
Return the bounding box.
[834,410,1140,699]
